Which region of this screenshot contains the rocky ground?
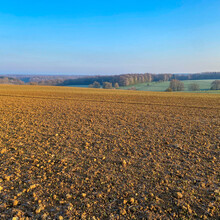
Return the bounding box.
[0,85,219,219]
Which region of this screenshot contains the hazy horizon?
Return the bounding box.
[1,0,220,74]
[1,72,220,76]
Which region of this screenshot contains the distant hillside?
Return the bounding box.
[58,73,169,87]
[174,72,220,80]
[7,75,86,83]
[58,72,220,87]
[2,72,220,87]
[0,76,24,85]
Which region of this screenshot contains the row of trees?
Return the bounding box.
[3,72,219,87]
[166,80,200,92]
[166,80,220,92]
[59,72,220,87]
[88,81,119,89]
[89,79,220,91]
[0,77,24,85]
[90,79,200,91]
[59,73,178,87]
[173,72,220,80]
[60,73,155,87]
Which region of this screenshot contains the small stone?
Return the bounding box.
[175,192,183,199]
[120,209,127,215]
[1,148,7,154]
[188,206,193,214]
[68,203,73,210]
[203,215,208,220]
[29,184,38,190]
[81,212,87,220]
[42,213,48,219]
[122,160,127,167]
[5,175,11,181]
[97,193,102,198]
[214,189,220,195]
[66,194,72,199]
[130,198,135,204]
[13,200,19,206]
[155,196,160,202]
[59,200,65,204]
[82,193,86,198]
[36,207,41,214]
[201,183,206,188]
[36,204,44,214]
[123,199,127,204]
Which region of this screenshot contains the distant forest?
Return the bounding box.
[0,76,24,85]
[58,72,220,87]
[0,72,220,87]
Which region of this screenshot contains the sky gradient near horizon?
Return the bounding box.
[0,0,220,75]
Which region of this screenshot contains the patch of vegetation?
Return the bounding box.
[103,82,113,89]
[88,81,101,88]
[0,76,24,85]
[168,79,184,91]
[211,80,220,90]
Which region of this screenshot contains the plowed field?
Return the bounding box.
[0,85,219,219]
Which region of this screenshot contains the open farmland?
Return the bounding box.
[0,85,219,219]
[120,79,220,93]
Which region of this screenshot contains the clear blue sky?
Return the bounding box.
[0,0,220,75]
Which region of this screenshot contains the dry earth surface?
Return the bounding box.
[0,85,219,219]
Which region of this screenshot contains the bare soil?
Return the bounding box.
[0,85,219,219]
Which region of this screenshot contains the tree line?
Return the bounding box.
[58,72,220,87]
[58,73,174,87]
[165,79,220,92]
[1,73,220,90]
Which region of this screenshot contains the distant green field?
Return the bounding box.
[120,79,220,93]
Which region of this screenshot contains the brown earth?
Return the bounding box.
[0,85,219,219]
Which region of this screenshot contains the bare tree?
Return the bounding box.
[89,81,101,88]
[169,80,184,91]
[188,83,200,91]
[210,80,220,90]
[103,82,113,89]
[114,83,119,89]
